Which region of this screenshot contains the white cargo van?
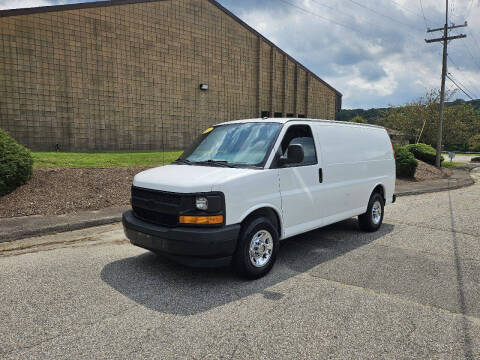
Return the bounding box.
[123,118,396,278]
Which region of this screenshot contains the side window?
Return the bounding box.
[278,125,317,166]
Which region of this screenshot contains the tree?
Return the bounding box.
[443,104,480,149]
[377,89,480,148]
[349,115,367,124]
[469,134,480,152]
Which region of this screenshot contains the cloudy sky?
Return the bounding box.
[1,0,479,109]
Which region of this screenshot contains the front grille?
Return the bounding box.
[131,187,182,206]
[132,207,178,227]
[131,186,188,227]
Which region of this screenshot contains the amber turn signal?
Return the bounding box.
[179,215,223,225]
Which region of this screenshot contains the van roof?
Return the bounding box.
[216,118,385,130]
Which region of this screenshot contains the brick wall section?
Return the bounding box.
[0,0,340,151]
[296,68,307,116]
[285,60,295,116]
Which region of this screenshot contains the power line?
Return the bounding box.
[446,73,475,99]
[308,0,364,25]
[450,0,456,25]
[276,0,421,44]
[344,0,425,32]
[452,28,480,72]
[309,0,422,43]
[309,0,336,12]
[468,29,480,54]
[449,72,478,99]
[447,54,480,96]
[275,0,359,33]
[385,0,428,20]
[419,0,430,29]
[465,0,475,21]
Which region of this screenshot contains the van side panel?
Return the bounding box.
[314,124,395,225]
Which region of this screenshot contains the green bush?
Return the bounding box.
[349,115,367,124]
[444,143,469,152]
[0,129,33,196]
[394,145,418,178]
[468,134,480,152]
[405,143,443,165]
[471,157,480,163]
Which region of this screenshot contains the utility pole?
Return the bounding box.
[425,0,467,168]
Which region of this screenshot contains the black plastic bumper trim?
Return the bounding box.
[122,210,240,262]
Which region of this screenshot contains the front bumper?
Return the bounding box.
[122,210,240,267]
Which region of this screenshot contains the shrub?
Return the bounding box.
[349,115,367,124]
[394,145,418,178]
[444,143,469,152]
[471,157,480,163]
[0,129,33,196]
[405,143,443,165]
[468,134,480,152]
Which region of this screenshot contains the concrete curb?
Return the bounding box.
[395,166,478,197]
[1,166,478,242]
[395,177,474,197]
[0,206,128,243]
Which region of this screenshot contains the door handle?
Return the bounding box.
[319,168,323,183]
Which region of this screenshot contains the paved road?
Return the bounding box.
[1,169,479,359]
[443,154,478,163]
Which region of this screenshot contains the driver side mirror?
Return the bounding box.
[279,144,304,166]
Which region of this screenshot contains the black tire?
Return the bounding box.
[232,216,279,279]
[358,192,384,232]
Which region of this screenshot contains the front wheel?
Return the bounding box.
[232,216,279,279]
[358,192,384,232]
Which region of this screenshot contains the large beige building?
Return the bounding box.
[0,0,341,151]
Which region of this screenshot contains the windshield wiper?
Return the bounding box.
[193,159,236,168]
[172,159,193,165]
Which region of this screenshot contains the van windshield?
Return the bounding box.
[177,122,282,167]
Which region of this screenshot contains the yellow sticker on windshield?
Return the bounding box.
[203,127,213,134]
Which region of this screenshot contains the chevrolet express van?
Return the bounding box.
[123,118,396,278]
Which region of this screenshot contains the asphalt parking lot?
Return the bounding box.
[1,169,479,359]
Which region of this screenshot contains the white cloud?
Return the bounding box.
[221,0,480,108]
[0,0,54,10]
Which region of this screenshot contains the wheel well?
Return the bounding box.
[373,184,385,203]
[242,207,281,237]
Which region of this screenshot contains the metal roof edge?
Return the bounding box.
[0,0,167,17]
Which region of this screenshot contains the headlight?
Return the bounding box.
[196,196,208,210]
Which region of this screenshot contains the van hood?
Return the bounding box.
[133,164,258,193]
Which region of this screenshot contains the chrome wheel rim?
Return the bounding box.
[249,230,273,268]
[372,200,382,224]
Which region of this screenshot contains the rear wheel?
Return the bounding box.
[358,192,384,232]
[233,216,279,279]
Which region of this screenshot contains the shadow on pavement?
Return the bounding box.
[101,218,394,315]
